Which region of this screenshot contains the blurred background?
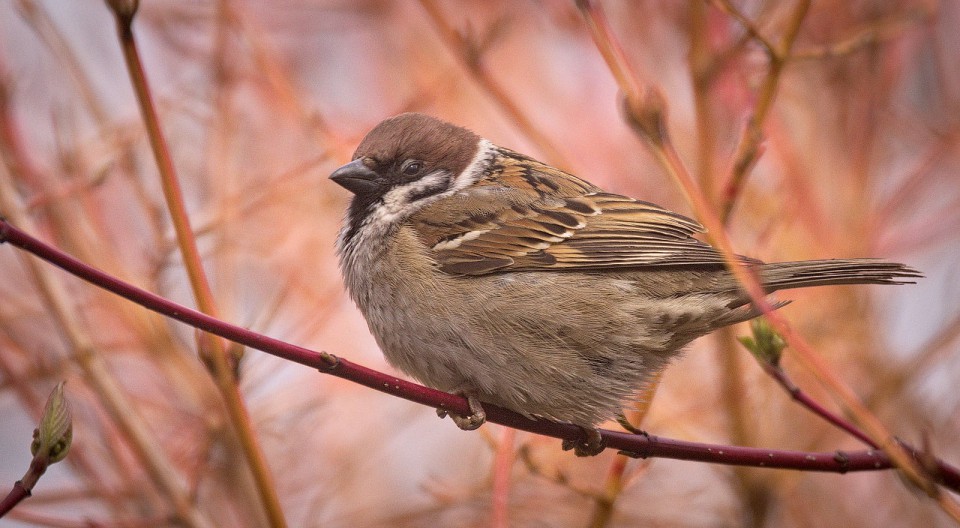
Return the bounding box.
[0,1,958,526]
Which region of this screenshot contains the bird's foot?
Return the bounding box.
[616,413,649,436]
[562,426,607,457]
[437,392,486,431]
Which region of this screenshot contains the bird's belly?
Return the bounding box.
[357,267,690,426]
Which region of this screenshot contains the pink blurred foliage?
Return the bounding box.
[0,0,958,526]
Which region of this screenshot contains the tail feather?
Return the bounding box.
[757,258,922,292]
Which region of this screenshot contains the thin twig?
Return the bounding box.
[762,363,877,448]
[792,9,931,61]
[717,0,811,223]
[105,4,287,526]
[709,0,777,57]
[689,0,717,197]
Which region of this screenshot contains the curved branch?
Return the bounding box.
[1,218,958,491]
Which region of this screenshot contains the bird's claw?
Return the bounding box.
[437,392,486,431]
[562,427,606,457]
[616,413,649,436]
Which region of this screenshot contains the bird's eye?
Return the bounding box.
[401,160,423,176]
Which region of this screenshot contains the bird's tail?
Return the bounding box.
[706,258,921,327]
[756,258,922,292]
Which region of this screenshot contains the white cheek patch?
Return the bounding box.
[451,139,495,191]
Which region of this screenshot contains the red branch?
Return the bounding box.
[0,481,31,518]
[1,218,958,489]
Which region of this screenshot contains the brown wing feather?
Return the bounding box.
[409,150,744,276]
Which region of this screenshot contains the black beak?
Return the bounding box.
[330,158,380,195]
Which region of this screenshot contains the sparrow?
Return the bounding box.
[330,112,921,456]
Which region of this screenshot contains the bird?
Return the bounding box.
[329,112,921,456]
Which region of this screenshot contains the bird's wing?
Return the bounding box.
[409,151,746,276]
